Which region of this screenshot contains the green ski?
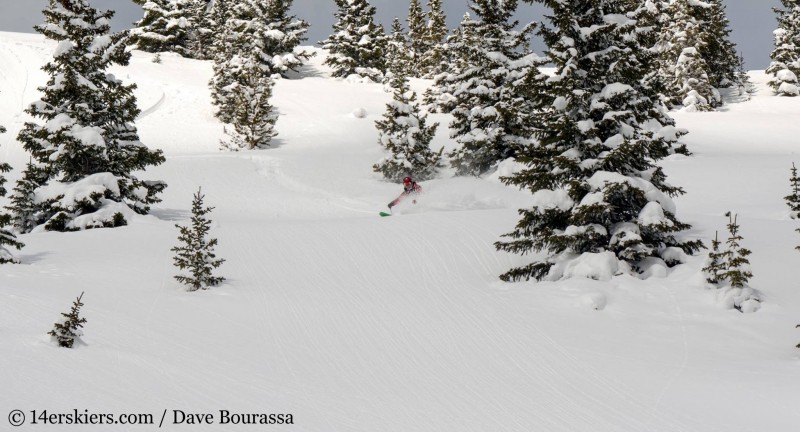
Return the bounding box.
[379,212,392,217]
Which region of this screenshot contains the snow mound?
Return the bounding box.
[579,292,608,310]
[352,107,367,118]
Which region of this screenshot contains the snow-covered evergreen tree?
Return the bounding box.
[406,0,426,75]
[220,65,279,150]
[786,162,800,218]
[384,17,413,87]
[418,0,448,78]
[767,0,800,96]
[495,0,703,282]
[374,65,442,183]
[661,0,719,111]
[422,13,475,114]
[700,212,761,312]
[14,0,167,232]
[0,117,24,264]
[734,52,753,95]
[47,292,87,348]
[130,0,198,57]
[447,0,544,177]
[319,0,387,80]
[720,212,752,289]
[172,188,225,291]
[696,0,740,89]
[4,160,48,235]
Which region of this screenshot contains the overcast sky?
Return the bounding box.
[0,0,782,69]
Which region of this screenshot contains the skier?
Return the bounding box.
[388,176,422,211]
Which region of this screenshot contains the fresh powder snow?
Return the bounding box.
[0,30,799,431]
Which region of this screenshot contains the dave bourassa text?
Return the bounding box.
[173,410,293,425]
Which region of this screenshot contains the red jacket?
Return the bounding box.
[390,182,422,207]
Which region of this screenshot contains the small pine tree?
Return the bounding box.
[4,160,48,235]
[130,0,198,57]
[734,52,753,95]
[767,0,800,96]
[319,0,387,80]
[152,53,162,64]
[373,66,442,183]
[720,212,753,288]
[0,117,25,264]
[701,231,723,284]
[47,292,87,348]
[786,162,800,218]
[172,188,225,291]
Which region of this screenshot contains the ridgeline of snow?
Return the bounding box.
[1,31,799,431]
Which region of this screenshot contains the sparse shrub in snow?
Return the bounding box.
[172,188,225,291]
[373,66,442,183]
[13,0,167,233]
[495,0,703,283]
[785,162,800,218]
[130,0,200,58]
[319,0,387,80]
[767,1,800,96]
[47,292,87,348]
[0,115,24,264]
[152,52,162,63]
[703,212,761,313]
[447,0,545,177]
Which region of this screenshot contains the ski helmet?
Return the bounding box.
[403,176,412,184]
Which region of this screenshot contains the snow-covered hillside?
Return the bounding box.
[1,30,799,431]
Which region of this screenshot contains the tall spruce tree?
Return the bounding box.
[495,0,703,282]
[14,0,166,232]
[0,117,25,264]
[130,0,198,57]
[447,0,544,177]
[419,0,448,78]
[422,13,475,114]
[406,0,427,75]
[787,162,800,218]
[373,65,443,183]
[172,188,225,291]
[696,0,739,89]
[661,0,719,111]
[385,17,413,86]
[47,292,87,348]
[767,0,800,96]
[319,0,387,80]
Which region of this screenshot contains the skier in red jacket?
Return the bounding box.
[388,176,422,211]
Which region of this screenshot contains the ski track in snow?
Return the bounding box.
[2,34,800,432]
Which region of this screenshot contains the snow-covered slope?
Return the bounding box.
[1,31,799,431]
